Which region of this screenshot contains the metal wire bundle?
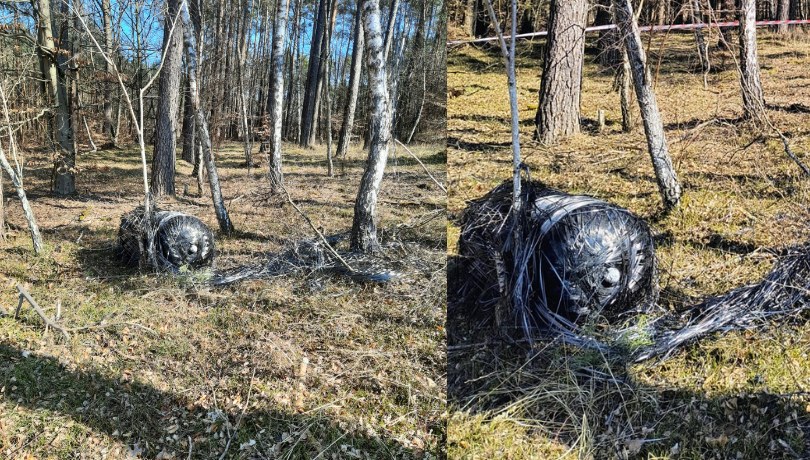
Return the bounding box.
[118,208,398,284]
[118,207,215,271]
[457,180,658,347]
[457,180,810,360]
[210,234,400,286]
[635,244,810,361]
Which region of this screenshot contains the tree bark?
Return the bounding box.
[350,0,391,253]
[535,0,587,145]
[237,0,253,168]
[102,0,115,142]
[151,0,184,197]
[337,5,364,159]
[0,126,43,253]
[777,0,790,33]
[52,0,77,195]
[463,0,475,36]
[266,0,289,190]
[691,0,710,88]
[181,1,234,234]
[739,0,766,122]
[322,0,334,175]
[383,0,401,62]
[299,0,328,147]
[0,174,4,242]
[181,74,196,164]
[612,0,682,211]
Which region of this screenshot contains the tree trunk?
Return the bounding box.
[266,0,289,190]
[618,48,633,133]
[777,0,790,33]
[691,0,710,88]
[350,0,391,253]
[52,0,77,195]
[0,122,43,253]
[404,0,429,143]
[102,0,115,142]
[595,0,620,67]
[151,0,184,197]
[181,1,235,234]
[535,0,587,145]
[739,0,766,122]
[383,0,401,62]
[463,0,475,36]
[0,173,4,242]
[612,0,682,211]
[299,0,328,147]
[719,0,735,48]
[338,4,364,159]
[322,0,334,175]
[237,0,253,168]
[181,74,196,164]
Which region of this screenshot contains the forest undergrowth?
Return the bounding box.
[0,141,447,458]
[448,31,810,459]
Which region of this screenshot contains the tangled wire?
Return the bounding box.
[117,207,399,285]
[456,180,810,360]
[119,207,215,271]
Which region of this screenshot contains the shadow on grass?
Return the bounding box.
[447,305,810,458]
[0,343,418,458]
[447,255,810,458]
[446,137,512,153]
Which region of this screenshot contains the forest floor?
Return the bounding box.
[448,31,810,459]
[0,140,446,458]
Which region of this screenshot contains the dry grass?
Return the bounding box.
[0,140,446,458]
[448,30,810,459]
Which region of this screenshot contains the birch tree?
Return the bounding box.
[337,4,364,159]
[266,0,289,190]
[738,0,766,122]
[181,0,234,233]
[350,0,391,252]
[612,0,682,211]
[0,83,43,254]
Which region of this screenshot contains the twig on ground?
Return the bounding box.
[14,283,70,342]
[778,132,810,176]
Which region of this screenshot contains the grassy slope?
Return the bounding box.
[448,31,810,459]
[0,141,446,458]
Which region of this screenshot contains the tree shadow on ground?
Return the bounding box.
[446,137,513,153]
[447,250,810,458]
[0,343,419,458]
[447,303,810,457]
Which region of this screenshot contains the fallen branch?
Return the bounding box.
[778,132,810,177]
[14,284,70,342]
[394,139,447,193]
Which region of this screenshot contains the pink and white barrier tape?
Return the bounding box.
[448,19,810,46]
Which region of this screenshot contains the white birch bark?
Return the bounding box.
[612,0,682,211]
[350,0,391,252]
[181,1,234,233]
